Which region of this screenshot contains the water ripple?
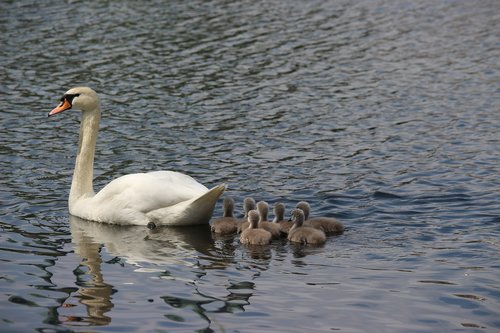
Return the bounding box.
[1,0,499,332]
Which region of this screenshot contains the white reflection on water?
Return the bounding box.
[59,216,217,326]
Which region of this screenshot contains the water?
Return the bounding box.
[1,0,499,332]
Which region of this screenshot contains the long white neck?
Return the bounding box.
[69,106,101,208]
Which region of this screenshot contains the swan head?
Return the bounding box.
[48,87,100,116]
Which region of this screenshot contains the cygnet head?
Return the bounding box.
[296,201,310,220]
[243,197,256,217]
[222,197,235,217]
[247,210,260,228]
[290,208,305,228]
[49,87,100,116]
[273,202,285,221]
[256,201,269,222]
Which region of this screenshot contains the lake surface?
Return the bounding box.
[1,0,499,332]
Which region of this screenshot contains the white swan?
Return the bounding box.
[48,87,225,226]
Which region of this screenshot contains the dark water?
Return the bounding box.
[1,0,499,332]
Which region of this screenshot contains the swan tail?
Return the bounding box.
[146,184,226,226]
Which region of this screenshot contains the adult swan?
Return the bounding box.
[48,87,225,227]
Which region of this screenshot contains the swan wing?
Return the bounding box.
[147,184,226,226]
[93,170,209,213]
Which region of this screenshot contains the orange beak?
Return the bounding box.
[48,98,72,116]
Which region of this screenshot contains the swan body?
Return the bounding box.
[49,87,225,226]
[288,208,326,245]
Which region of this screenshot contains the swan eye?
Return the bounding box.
[61,93,80,104]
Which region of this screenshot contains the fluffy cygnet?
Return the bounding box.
[240,210,272,245]
[273,202,293,234]
[256,201,281,239]
[237,197,256,232]
[240,197,256,221]
[211,197,238,234]
[296,201,344,234]
[288,208,326,245]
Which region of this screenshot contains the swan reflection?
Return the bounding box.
[60,215,214,326]
[60,235,114,326]
[70,215,213,266]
